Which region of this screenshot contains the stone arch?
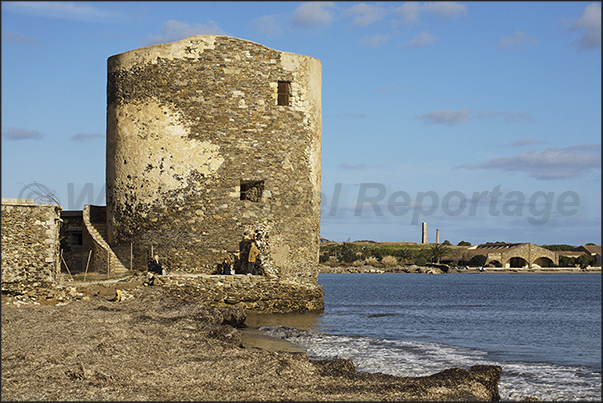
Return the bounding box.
[509,257,528,268]
[533,257,555,267]
[488,260,502,267]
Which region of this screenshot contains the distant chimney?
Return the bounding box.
[422,222,427,244]
[436,229,440,244]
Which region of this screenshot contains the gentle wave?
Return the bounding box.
[261,325,602,401]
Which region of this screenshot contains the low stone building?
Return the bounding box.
[577,245,601,266]
[1,198,62,284]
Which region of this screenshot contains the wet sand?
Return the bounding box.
[241,311,322,353]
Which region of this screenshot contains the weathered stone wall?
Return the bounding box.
[1,198,61,284]
[152,274,324,313]
[106,35,322,285]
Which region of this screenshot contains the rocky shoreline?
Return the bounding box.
[2,285,504,401]
[319,263,601,274]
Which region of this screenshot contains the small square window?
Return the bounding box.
[240,180,264,202]
[277,81,291,106]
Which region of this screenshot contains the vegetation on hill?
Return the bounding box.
[559,254,596,268]
[319,241,464,266]
[541,244,579,251]
[320,240,599,268]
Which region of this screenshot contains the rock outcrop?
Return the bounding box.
[2,272,324,313]
[319,263,444,274]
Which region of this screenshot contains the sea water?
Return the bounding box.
[259,273,601,401]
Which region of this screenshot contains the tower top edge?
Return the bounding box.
[108,35,320,66]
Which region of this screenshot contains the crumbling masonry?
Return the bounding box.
[106,35,322,287]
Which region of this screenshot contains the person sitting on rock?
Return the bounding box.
[148,254,162,275]
[221,257,232,275]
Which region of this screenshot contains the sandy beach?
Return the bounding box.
[2,286,502,401]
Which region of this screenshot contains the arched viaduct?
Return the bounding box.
[467,243,558,268]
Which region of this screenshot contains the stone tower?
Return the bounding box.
[106,35,322,284]
[422,222,427,244]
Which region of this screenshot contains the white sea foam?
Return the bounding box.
[261,326,602,401]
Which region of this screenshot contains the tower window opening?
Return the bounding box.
[277,81,291,106]
[240,180,264,202]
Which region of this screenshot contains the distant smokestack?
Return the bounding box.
[422,222,427,244]
[436,229,440,244]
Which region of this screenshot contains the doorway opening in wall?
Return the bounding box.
[240,180,264,202]
[277,81,291,106]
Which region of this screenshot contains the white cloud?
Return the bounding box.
[396,1,467,23]
[144,20,226,46]
[292,2,336,29]
[3,127,43,141]
[358,34,390,48]
[498,30,538,48]
[344,3,387,28]
[252,15,282,35]
[568,2,601,51]
[395,2,421,23]
[2,1,124,23]
[1,31,40,45]
[501,138,547,148]
[402,30,435,48]
[416,108,470,125]
[71,133,105,142]
[416,109,532,125]
[455,145,601,180]
[422,1,468,20]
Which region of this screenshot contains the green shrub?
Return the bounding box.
[559,255,576,267]
[576,254,595,268]
[469,254,487,267]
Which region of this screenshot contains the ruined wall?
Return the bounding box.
[155,274,324,313]
[1,199,62,284]
[106,35,321,285]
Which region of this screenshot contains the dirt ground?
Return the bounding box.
[2,286,502,401]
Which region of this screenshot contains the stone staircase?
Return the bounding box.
[88,222,128,273]
[82,205,128,274]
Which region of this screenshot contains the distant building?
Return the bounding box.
[466,243,558,268]
[577,245,601,266]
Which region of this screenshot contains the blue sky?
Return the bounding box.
[2,1,601,246]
